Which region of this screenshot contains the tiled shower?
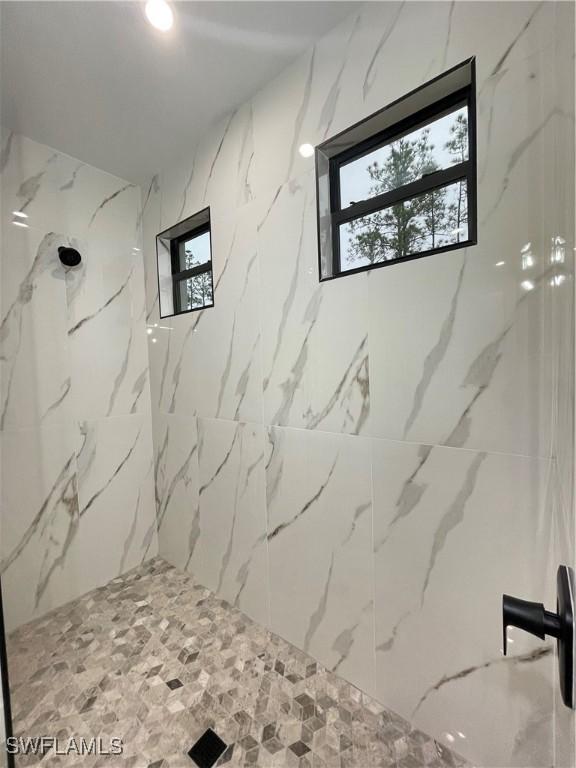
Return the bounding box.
[1,2,575,767]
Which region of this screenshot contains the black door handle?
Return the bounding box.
[502,565,575,709]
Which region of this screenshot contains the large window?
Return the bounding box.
[155,207,214,318]
[316,59,476,280]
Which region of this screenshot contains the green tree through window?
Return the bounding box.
[345,113,468,267]
[183,242,213,309]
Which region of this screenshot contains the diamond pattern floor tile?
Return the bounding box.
[7,558,468,767]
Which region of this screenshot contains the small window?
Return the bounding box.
[155,207,214,318]
[316,59,476,280]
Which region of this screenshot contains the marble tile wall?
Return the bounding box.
[0,132,158,632]
[140,2,575,766]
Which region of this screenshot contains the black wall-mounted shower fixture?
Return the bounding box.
[503,565,575,709]
[58,246,82,267]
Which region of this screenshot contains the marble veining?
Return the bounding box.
[412,646,552,719]
[0,132,158,631]
[67,265,134,336]
[362,2,405,100]
[0,3,570,768]
[267,454,338,542]
[0,451,77,578]
[0,130,14,173]
[15,154,59,212]
[140,3,575,766]
[0,231,66,429]
[203,111,236,202]
[319,14,361,142]
[402,257,467,439]
[87,181,135,227]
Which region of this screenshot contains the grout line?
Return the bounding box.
[148,410,553,462]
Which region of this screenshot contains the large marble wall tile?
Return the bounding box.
[75,414,157,594]
[250,50,318,209]
[192,208,261,423]
[1,133,150,428]
[159,102,255,233]
[1,131,82,233]
[0,422,79,631]
[140,174,162,324]
[82,176,140,255]
[191,101,255,218]
[334,2,554,133]
[137,4,574,766]
[266,425,375,697]
[249,3,552,208]
[147,316,173,416]
[195,417,268,627]
[1,132,157,631]
[258,172,370,436]
[372,437,554,766]
[367,28,566,457]
[155,207,263,424]
[157,157,195,236]
[66,244,150,421]
[0,226,72,429]
[0,132,140,242]
[367,239,554,456]
[153,410,201,574]
[250,2,436,206]
[547,6,576,764]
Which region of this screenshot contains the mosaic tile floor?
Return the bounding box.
[8,559,467,768]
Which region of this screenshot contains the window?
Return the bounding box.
[316,58,476,280]
[155,207,214,318]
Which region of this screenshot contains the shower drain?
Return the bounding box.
[187,728,228,768]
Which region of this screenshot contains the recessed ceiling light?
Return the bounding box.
[12,211,28,219]
[145,0,173,31]
[12,220,29,228]
[299,143,314,158]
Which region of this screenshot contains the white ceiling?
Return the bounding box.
[1,1,357,183]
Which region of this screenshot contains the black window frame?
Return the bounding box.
[316,59,477,281]
[155,206,215,319]
[170,224,214,315]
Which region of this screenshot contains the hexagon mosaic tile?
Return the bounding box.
[7,559,467,767]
